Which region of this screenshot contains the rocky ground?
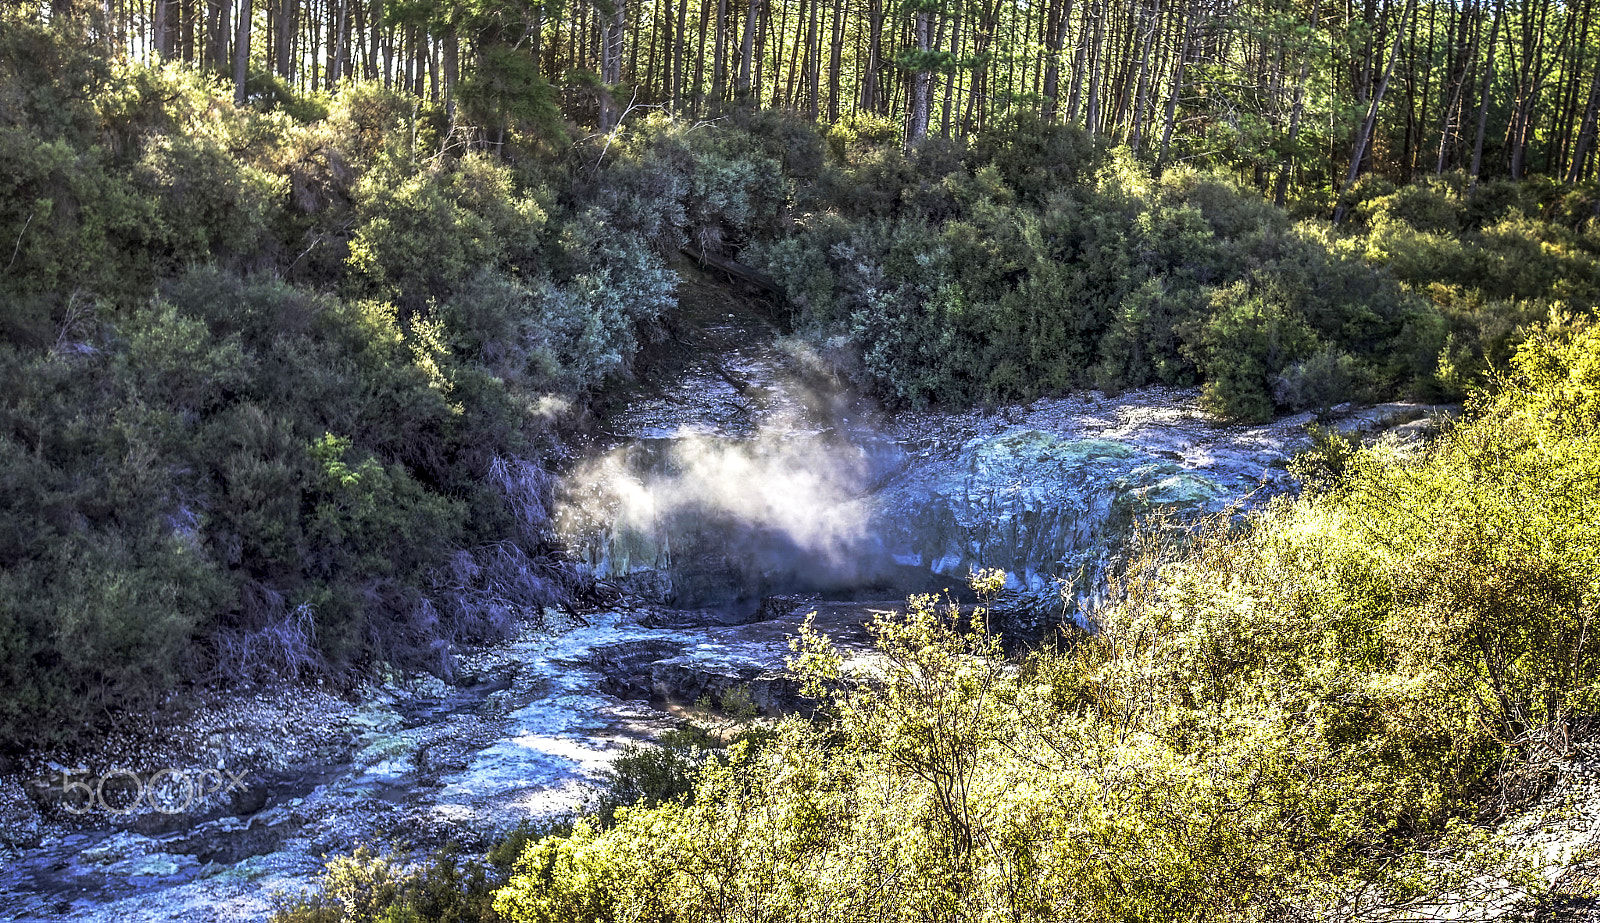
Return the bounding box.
[0,598,893,921]
[1409,735,1600,922]
[5,595,1596,923]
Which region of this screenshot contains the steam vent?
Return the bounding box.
[554,270,1337,627]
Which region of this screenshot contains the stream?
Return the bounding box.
[0,268,1449,921]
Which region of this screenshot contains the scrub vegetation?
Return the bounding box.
[7,0,1600,914]
[277,318,1600,921]
[3,1,1598,751]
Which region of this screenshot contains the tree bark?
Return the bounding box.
[1435,0,1478,175]
[233,0,251,104]
[1042,0,1073,122]
[1157,0,1193,169]
[804,0,821,116]
[1334,0,1413,225]
[600,0,627,129]
[1507,0,1550,180]
[1084,0,1105,134]
[940,12,961,135]
[207,0,225,69]
[1127,0,1161,151]
[861,0,882,113]
[1470,0,1503,195]
[827,0,845,121]
[737,0,757,104]
[906,6,932,150]
[274,0,295,78]
[674,0,690,110]
[708,0,726,109]
[154,0,172,57]
[1568,65,1600,182]
[329,0,347,85]
[1274,0,1321,205]
[444,29,459,123]
[1066,0,1090,122]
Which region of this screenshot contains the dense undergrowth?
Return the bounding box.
[5,9,1600,750]
[0,17,686,747]
[277,319,1600,922]
[753,120,1600,418]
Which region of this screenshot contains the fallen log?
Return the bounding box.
[681,245,784,296]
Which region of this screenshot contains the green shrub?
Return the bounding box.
[968,112,1098,205]
[0,23,777,747]
[272,844,506,923]
[0,532,230,745]
[346,155,547,312]
[593,729,714,826]
[1187,282,1317,421]
[755,130,1443,416]
[1272,348,1362,412]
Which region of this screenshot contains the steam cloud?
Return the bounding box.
[556,426,896,605]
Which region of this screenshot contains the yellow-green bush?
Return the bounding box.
[489,323,1600,922]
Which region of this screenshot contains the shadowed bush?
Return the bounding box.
[0,15,693,748]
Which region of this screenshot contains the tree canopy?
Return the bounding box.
[32,0,1600,202]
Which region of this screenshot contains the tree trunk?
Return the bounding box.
[1107,0,1142,138]
[1157,0,1193,169]
[1435,0,1478,174]
[1042,0,1073,122]
[1274,0,1321,205]
[1562,0,1595,175]
[737,0,757,104]
[1127,0,1161,151]
[443,29,458,124]
[1084,0,1105,134]
[861,0,881,113]
[756,0,771,104]
[906,7,932,149]
[329,0,347,84]
[827,0,845,121]
[663,0,677,108]
[805,0,821,116]
[531,6,544,78]
[941,12,961,135]
[207,0,225,69]
[366,0,379,80]
[963,0,998,133]
[782,0,802,108]
[674,0,690,110]
[1470,0,1503,194]
[233,0,251,104]
[154,0,172,57]
[1508,0,1550,179]
[1568,66,1600,182]
[600,0,627,128]
[1334,0,1413,225]
[708,0,726,107]
[274,0,294,77]
[1066,0,1090,122]
[642,1,659,101]
[381,9,392,88]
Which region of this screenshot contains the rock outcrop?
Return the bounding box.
[870,430,1228,616]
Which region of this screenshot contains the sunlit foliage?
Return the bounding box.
[485,322,1600,922]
